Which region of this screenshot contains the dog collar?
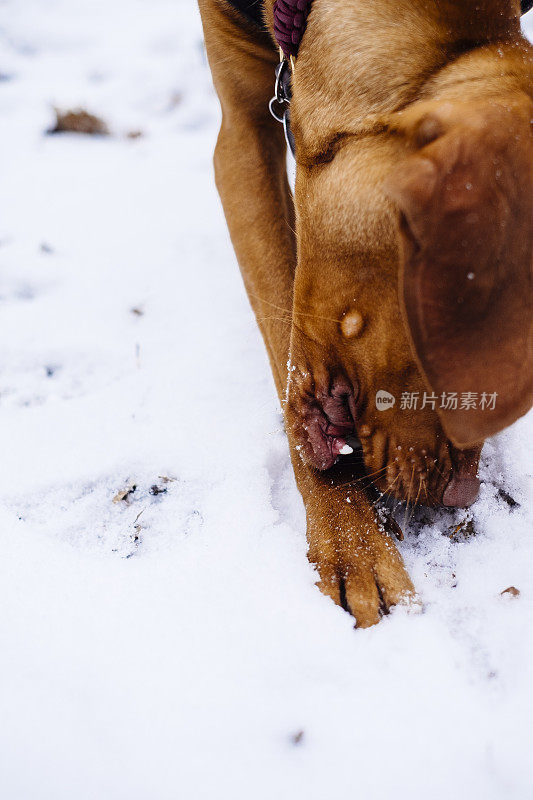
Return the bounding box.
[268,58,295,154]
[273,0,313,58]
[274,0,533,59]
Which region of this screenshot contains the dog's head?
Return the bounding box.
[286,26,533,507]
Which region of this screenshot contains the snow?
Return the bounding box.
[0,2,532,798]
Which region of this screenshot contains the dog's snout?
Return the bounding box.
[367,435,481,509]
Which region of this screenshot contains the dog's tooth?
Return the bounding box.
[339,443,354,455]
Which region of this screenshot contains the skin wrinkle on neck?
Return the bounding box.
[296,56,533,168]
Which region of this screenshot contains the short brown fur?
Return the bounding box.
[198,0,533,625]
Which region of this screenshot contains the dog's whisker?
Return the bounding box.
[408,475,424,525]
[335,465,387,491]
[256,315,293,324]
[424,483,441,506]
[292,309,345,324]
[372,472,401,506]
[248,290,347,325]
[402,464,416,529]
[247,291,294,316]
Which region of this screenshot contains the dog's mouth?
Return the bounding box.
[288,375,358,470]
[287,374,481,507]
[300,414,357,470]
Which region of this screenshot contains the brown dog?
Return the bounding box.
[198,0,533,626]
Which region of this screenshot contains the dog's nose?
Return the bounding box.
[442,471,480,507]
[441,445,481,507]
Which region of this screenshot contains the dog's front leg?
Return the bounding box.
[294,459,415,625]
[199,0,296,390]
[199,0,414,625]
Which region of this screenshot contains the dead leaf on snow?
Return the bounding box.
[497,488,520,509]
[501,586,520,598]
[48,107,109,135]
[158,475,177,483]
[113,484,137,504]
[448,518,477,540]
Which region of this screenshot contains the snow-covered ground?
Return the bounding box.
[0,2,532,798]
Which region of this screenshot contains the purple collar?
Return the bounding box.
[273,0,313,58]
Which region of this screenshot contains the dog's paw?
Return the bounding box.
[310,527,416,628]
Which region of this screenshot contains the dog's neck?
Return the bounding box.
[264,0,522,52]
[264,0,525,157]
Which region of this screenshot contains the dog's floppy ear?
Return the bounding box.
[385,98,533,447]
